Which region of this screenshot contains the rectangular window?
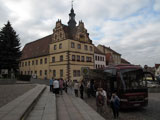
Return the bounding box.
[72,55,75,61]
[77,70,80,77]
[54,45,57,50]
[40,59,43,64]
[81,56,84,62]
[77,55,80,61]
[73,70,76,77]
[77,44,81,49]
[52,57,55,63]
[31,71,33,75]
[25,62,27,66]
[95,56,97,60]
[71,42,75,48]
[53,70,56,77]
[100,57,102,61]
[84,45,88,50]
[60,55,63,61]
[32,60,34,65]
[45,58,47,64]
[45,70,47,75]
[35,71,37,74]
[28,61,30,66]
[90,46,93,51]
[86,57,92,62]
[60,69,63,77]
[40,70,42,76]
[22,62,24,67]
[73,70,81,77]
[59,43,62,49]
[36,60,38,65]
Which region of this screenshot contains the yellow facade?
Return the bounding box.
[19,39,94,81]
[20,56,50,79]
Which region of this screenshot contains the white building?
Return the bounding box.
[94,46,106,69]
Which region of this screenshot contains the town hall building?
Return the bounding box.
[19,7,94,81]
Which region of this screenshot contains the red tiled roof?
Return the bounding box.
[20,35,52,60]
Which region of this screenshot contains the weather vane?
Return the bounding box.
[71,0,74,8]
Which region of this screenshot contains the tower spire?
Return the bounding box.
[68,0,76,28]
[71,0,73,9]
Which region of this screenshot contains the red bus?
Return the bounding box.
[104,64,154,109]
[89,64,154,109]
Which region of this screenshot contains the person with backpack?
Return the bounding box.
[96,88,104,114]
[110,92,120,119]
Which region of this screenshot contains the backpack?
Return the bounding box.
[97,94,104,106]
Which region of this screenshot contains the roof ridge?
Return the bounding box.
[26,34,52,45]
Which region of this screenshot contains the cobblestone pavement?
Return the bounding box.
[0,84,36,108]
[84,93,160,120]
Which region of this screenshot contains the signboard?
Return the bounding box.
[1,69,8,75]
[81,67,89,76]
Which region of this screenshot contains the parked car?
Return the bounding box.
[147,80,159,88]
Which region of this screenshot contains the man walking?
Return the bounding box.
[74,81,79,97]
[49,77,53,92]
[53,79,59,95]
[110,92,120,119]
[59,78,64,95]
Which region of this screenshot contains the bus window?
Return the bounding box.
[120,69,144,90]
[104,69,117,92]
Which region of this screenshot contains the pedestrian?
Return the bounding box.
[59,78,64,95]
[64,80,68,93]
[101,88,107,112]
[74,80,79,97]
[110,92,120,119]
[80,81,84,99]
[53,79,59,95]
[90,79,95,97]
[96,88,104,114]
[87,81,91,98]
[49,77,53,92]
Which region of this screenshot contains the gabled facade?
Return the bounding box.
[97,45,121,65]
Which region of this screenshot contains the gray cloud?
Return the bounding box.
[0,0,159,66]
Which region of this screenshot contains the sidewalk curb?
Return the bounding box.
[21,85,46,120]
[0,84,46,120]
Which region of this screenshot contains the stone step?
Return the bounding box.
[26,87,57,120]
[0,84,46,120]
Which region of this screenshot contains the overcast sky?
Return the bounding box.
[0,0,160,67]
